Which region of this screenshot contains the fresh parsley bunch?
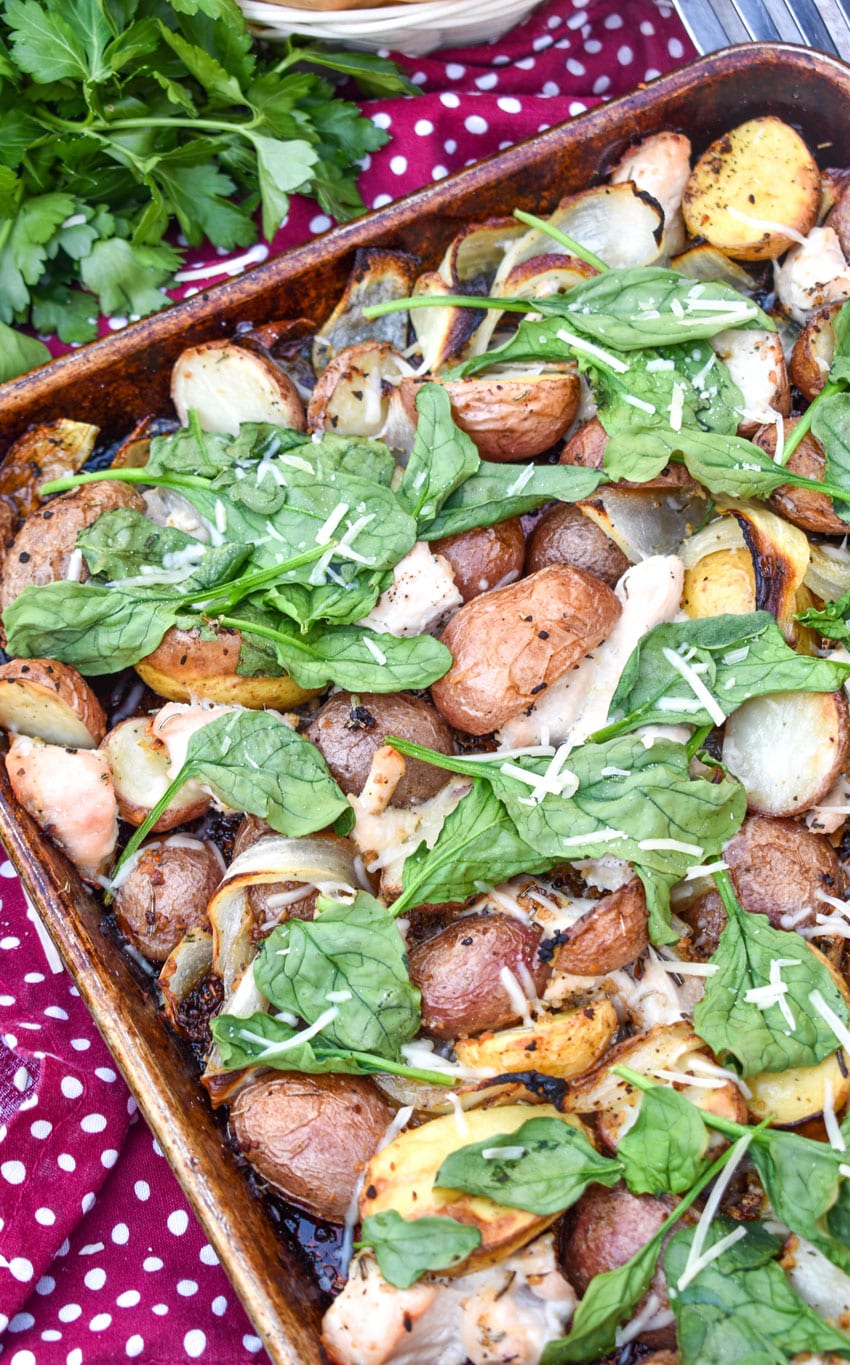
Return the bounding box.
[0,0,415,379]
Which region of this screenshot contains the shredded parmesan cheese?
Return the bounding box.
[668,381,685,433]
[675,1133,753,1292]
[661,645,727,726]
[363,637,387,666]
[556,328,630,373]
[561,828,626,849]
[809,989,850,1054]
[727,204,811,248]
[823,1076,847,1152]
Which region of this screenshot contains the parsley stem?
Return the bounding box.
[512,209,609,273]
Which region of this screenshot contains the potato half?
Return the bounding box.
[101,717,211,829]
[454,1001,618,1081]
[135,625,316,709]
[400,374,580,463]
[171,341,306,436]
[722,690,850,817]
[432,564,621,735]
[683,117,820,260]
[0,658,106,748]
[360,1104,590,1271]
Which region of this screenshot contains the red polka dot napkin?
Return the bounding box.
[2,2,695,1359]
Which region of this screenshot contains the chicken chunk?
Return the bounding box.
[5,735,117,880]
[322,1234,575,1365]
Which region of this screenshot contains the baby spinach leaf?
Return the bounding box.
[210,1011,454,1086]
[404,270,771,363]
[543,1138,760,1365]
[388,735,744,938]
[749,1133,850,1275]
[116,709,351,876]
[812,391,850,520]
[604,612,850,735]
[542,1234,663,1364]
[397,383,480,524]
[618,1087,711,1196]
[693,871,850,1076]
[2,579,179,673]
[358,1211,481,1289]
[590,338,743,470]
[798,585,850,644]
[670,425,850,508]
[665,1218,850,1364]
[435,1117,621,1215]
[254,893,420,1059]
[419,462,604,540]
[779,304,850,468]
[391,781,552,917]
[540,266,772,350]
[222,613,452,692]
[77,507,249,585]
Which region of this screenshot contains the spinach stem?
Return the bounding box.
[686,724,713,760]
[512,209,609,273]
[362,295,533,321]
[182,542,334,608]
[108,763,192,891]
[40,468,212,495]
[347,1053,455,1087]
[775,380,842,467]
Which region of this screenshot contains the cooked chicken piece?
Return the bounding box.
[775,225,850,325]
[322,1234,575,1365]
[499,555,684,748]
[5,735,117,880]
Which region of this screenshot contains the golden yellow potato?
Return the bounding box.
[683,117,820,260]
[682,547,756,618]
[360,1104,591,1272]
[135,625,317,709]
[454,1002,618,1081]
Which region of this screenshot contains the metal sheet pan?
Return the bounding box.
[1,44,849,1364]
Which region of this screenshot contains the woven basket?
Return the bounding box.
[238,0,543,55]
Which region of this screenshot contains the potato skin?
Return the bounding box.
[680,815,843,955]
[550,880,648,976]
[526,504,629,588]
[560,417,694,490]
[789,305,837,401]
[431,565,621,735]
[136,624,316,709]
[561,1184,675,1346]
[230,1073,394,1223]
[755,419,847,535]
[408,912,551,1039]
[0,656,106,747]
[401,375,581,462]
[307,691,454,808]
[433,518,525,603]
[0,482,146,613]
[115,839,222,963]
[231,814,321,929]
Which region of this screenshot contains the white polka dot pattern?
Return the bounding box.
[1,3,696,1357]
